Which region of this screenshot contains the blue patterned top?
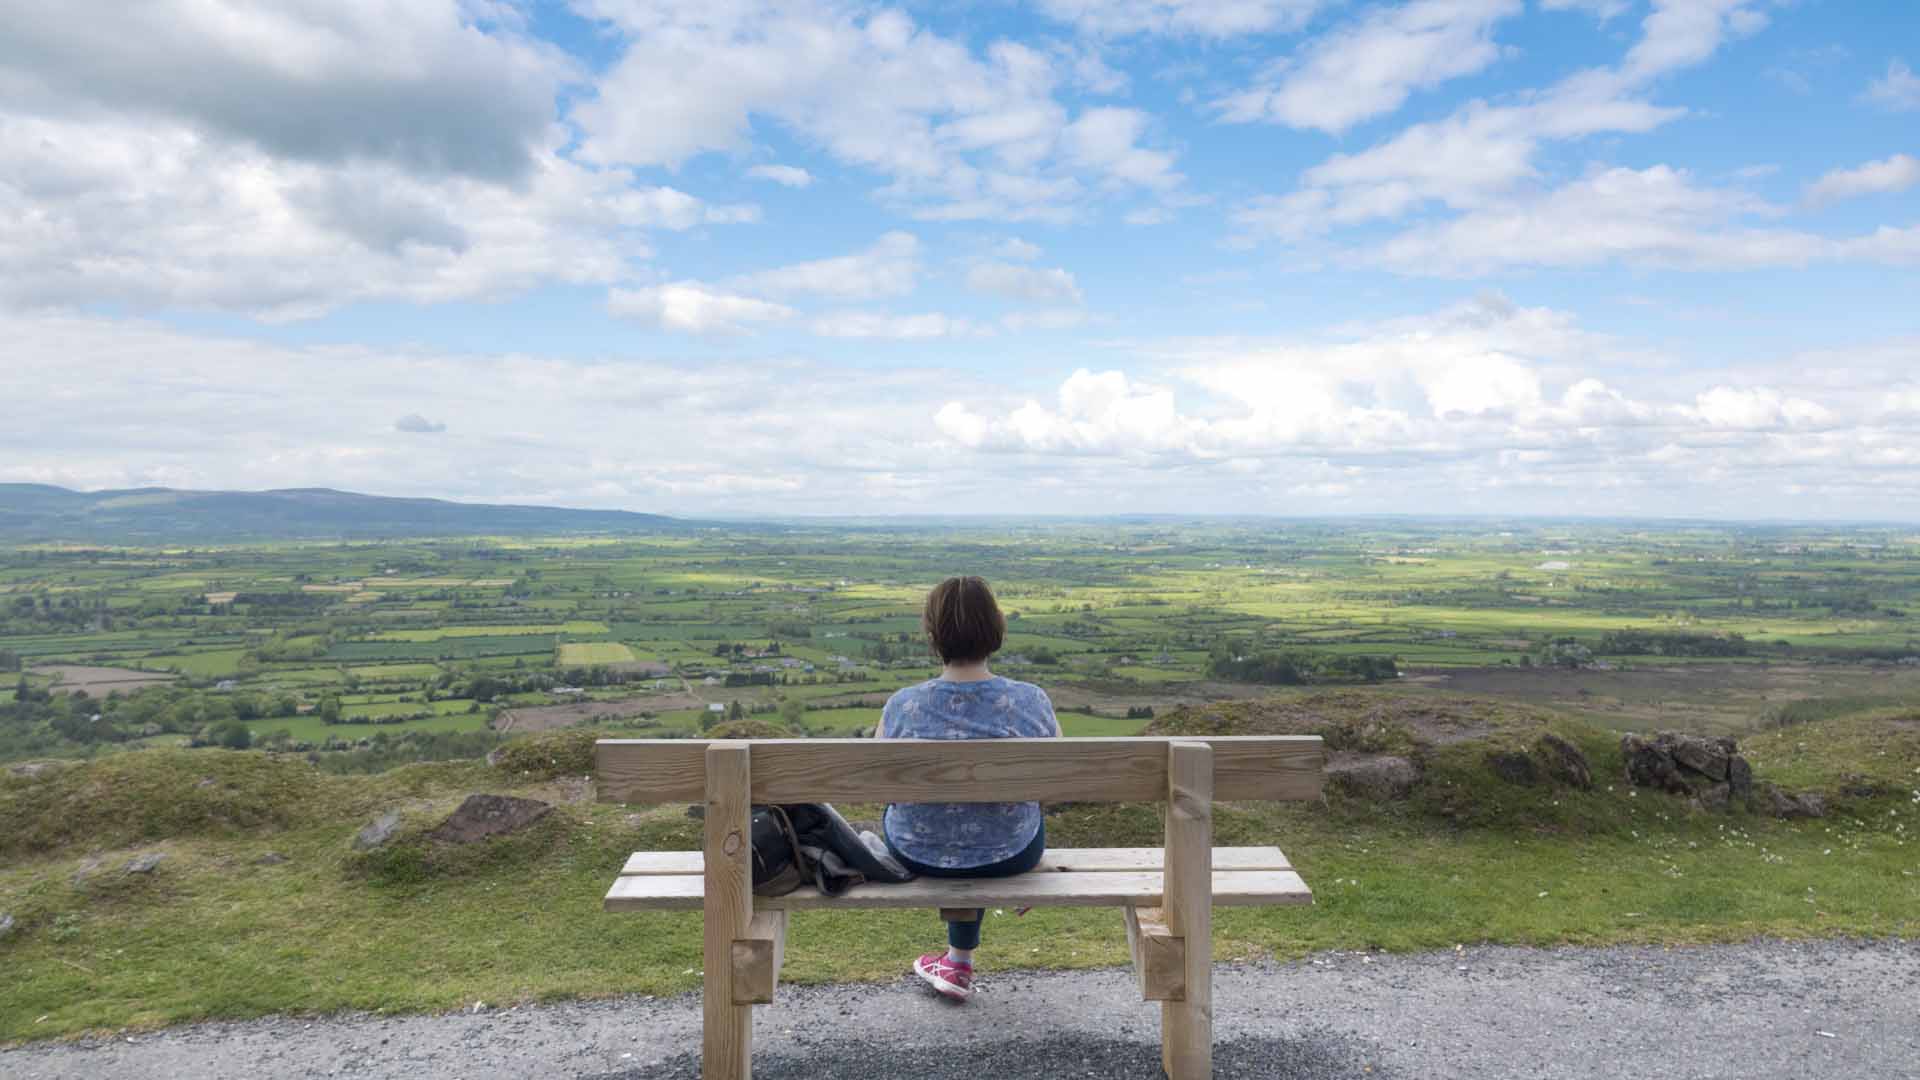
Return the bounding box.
[879,675,1060,870]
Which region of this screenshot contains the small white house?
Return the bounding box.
[708,703,725,714]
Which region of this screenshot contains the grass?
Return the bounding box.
[247,712,491,743]
[2,720,1916,1043]
[557,642,638,666]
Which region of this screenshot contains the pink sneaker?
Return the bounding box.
[912,953,974,1001]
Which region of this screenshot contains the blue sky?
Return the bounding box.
[1,0,1917,519]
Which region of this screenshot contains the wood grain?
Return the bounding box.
[1162,741,1214,1080]
[1123,905,1185,1002]
[595,736,1323,806]
[604,869,1311,912]
[619,846,1295,877]
[702,743,753,1080]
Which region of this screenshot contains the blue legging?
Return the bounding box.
[887,825,1046,950]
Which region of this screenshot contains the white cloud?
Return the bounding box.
[0,110,760,318]
[965,262,1085,303]
[996,238,1044,261]
[9,307,1920,518]
[1806,154,1920,204]
[607,282,795,335]
[923,295,1920,519]
[572,0,1181,221]
[730,232,921,300]
[1864,59,1920,111]
[1124,208,1174,225]
[1357,166,1920,274]
[1541,0,1631,18]
[1033,0,1326,37]
[747,164,814,187]
[1217,0,1523,134]
[1687,387,1832,431]
[394,414,447,434]
[0,0,573,182]
[0,2,773,319]
[1234,0,1769,242]
[1060,108,1182,190]
[809,311,985,339]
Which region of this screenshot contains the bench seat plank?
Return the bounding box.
[605,869,1312,912]
[618,846,1293,877]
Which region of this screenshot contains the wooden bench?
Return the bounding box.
[596,735,1325,1080]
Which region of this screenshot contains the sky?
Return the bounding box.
[1,0,1917,520]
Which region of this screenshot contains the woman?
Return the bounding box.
[877,575,1060,1002]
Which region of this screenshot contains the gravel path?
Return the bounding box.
[5,940,1916,1079]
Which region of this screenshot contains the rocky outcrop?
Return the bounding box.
[123,852,165,875]
[1757,783,1827,820]
[1535,733,1594,790]
[1620,732,1821,818]
[352,810,404,852]
[1327,755,1420,801]
[427,795,552,844]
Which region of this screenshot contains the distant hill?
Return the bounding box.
[0,484,689,542]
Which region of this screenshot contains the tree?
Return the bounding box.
[727,700,746,722]
[779,697,808,735]
[211,718,252,750]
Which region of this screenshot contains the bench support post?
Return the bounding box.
[731,910,787,1005]
[1123,905,1186,1002]
[703,743,754,1080]
[1161,741,1214,1080]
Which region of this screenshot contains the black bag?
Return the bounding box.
[750,805,807,897]
[750,803,916,897]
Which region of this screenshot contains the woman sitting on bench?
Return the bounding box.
[876,575,1061,1002]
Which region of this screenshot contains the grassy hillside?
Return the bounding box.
[2,704,1916,1044]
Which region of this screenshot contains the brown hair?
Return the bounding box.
[923,576,1006,664]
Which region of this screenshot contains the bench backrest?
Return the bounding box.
[595,736,1324,805]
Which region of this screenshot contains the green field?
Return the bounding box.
[556,642,638,666]
[4,518,1919,768]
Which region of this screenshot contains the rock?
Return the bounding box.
[1668,735,1732,782]
[427,794,552,845]
[485,748,506,768]
[353,810,404,852]
[686,804,706,820]
[1534,733,1593,790]
[1728,755,1754,800]
[195,777,218,789]
[1486,750,1539,786]
[0,912,15,939]
[6,761,62,780]
[70,857,105,886]
[1759,784,1826,820]
[253,852,289,866]
[1695,783,1732,812]
[1621,734,1696,796]
[1327,755,1420,801]
[123,852,165,875]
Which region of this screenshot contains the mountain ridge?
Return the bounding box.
[0,484,688,541]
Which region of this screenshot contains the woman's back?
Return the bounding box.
[880,674,1059,869]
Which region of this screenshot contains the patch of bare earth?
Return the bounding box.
[32,664,177,694]
[497,693,704,733]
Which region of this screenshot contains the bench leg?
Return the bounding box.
[1162,741,1214,1080]
[704,743,754,1080]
